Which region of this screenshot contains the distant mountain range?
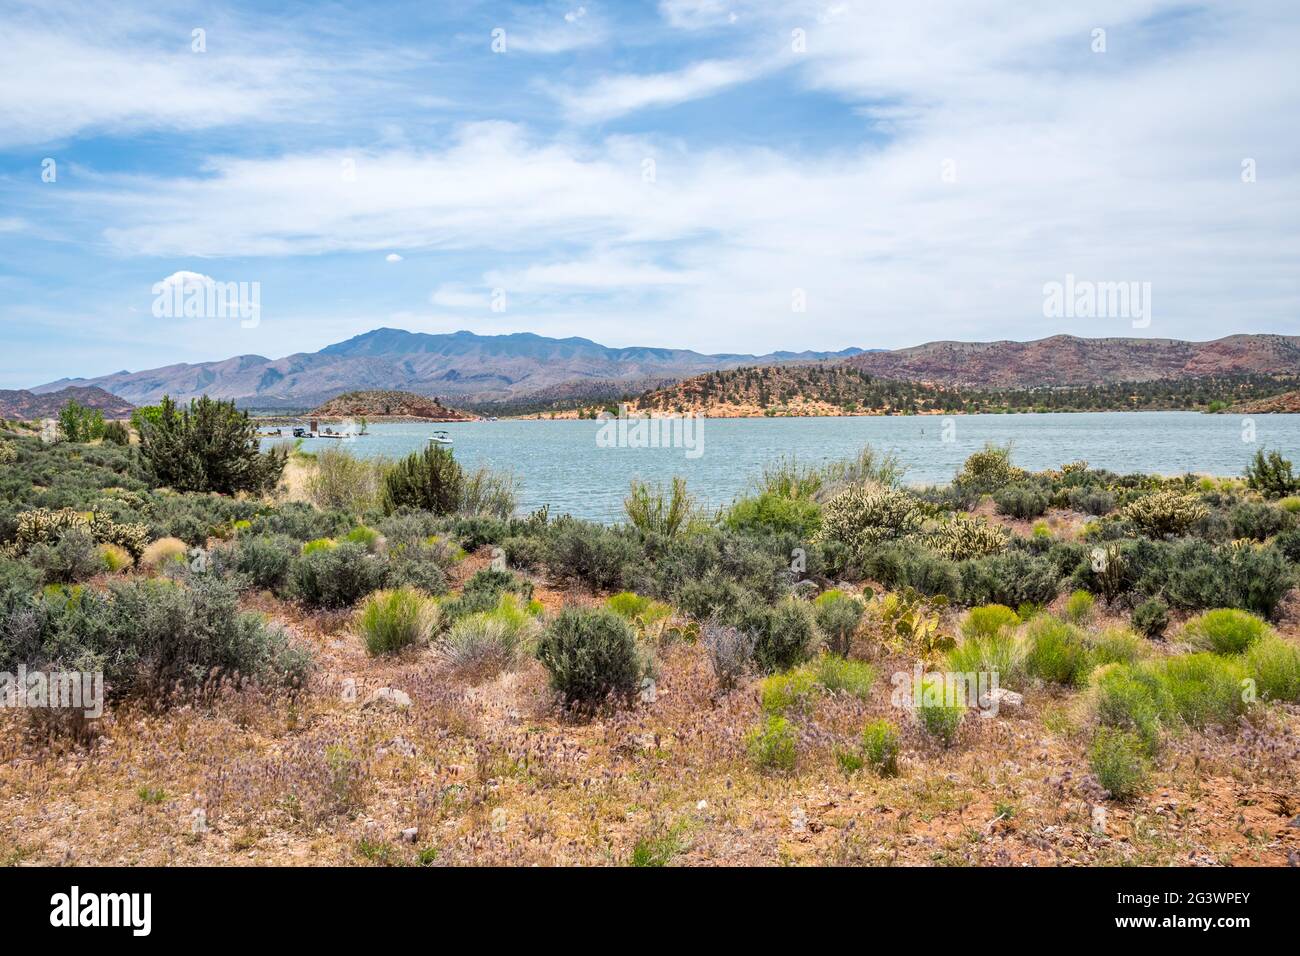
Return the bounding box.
[844,334,1300,387]
[33,329,866,407]
[29,329,1300,411]
[0,386,135,420]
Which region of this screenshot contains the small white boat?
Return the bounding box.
[428,430,453,445]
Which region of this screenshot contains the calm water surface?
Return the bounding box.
[270,412,1300,522]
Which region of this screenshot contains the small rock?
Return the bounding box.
[1091,805,1108,835]
[792,580,820,598]
[1288,815,1300,828]
[400,827,419,844]
[790,806,808,834]
[696,799,708,811]
[987,687,1024,708]
[364,687,411,709]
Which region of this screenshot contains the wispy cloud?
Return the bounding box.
[551,58,768,122]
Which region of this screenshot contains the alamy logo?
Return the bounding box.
[151,271,260,328]
[595,404,704,459]
[0,666,102,718]
[1042,273,1151,328]
[50,886,151,936]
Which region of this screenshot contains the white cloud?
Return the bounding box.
[552,58,765,122]
[385,253,404,262]
[156,270,216,289]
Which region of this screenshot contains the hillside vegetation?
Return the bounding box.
[622,364,1299,417]
[309,390,471,420]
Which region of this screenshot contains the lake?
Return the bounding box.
[268,412,1300,522]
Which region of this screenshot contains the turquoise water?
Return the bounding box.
[270,412,1300,522]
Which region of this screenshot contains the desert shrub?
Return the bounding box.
[502,534,545,570]
[814,485,925,556]
[6,576,309,696]
[1064,589,1095,624]
[139,395,285,495]
[959,551,1061,608]
[341,524,380,551]
[385,541,451,595]
[356,587,437,655]
[1182,608,1268,655]
[1148,654,1248,729]
[1092,664,1163,750]
[701,620,756,691]
[543,520,640,592]
[458,465,519,519]
[440,568,531,622]
[760,667,818,715]
[605,591,672,629]
[0,557,41,605]
[306,447,387,512]
[994,483,1049,520]
[536,606,643,711]
[860,719,900,776]
[946,631,1025,686]
[101,421,130,446]
[1121,491,1209,537]
[1131,598,1170,638]
[1088,628,1148,667]
[745,715,797,771]
[290,541,387,609]
[381,445,463,516]
[438,594,539,676]
[97,543,132,573]
[916,674,964,746]
[723,491,821,538]
[925,513,1010,560]
[26,528,102,584]
[1229,502,1292,541]
[1244,635,1300,702]
[1089,728,1148,800]
[1275,529,1300,563]
[1022,616,1091,686]
[374,511,444,546]
[232,534,297,591]
[1066,486,1116,516]
[733,596,816,674]
[1162,543,1293,618]
[1244,448,1298,499]
[954,443,1022,493]
[813,655,876,698]
[140,536,189,570]
[624,477,696,539]
[961,604,1021,642]
[250,502,352,542]
[864,546,962,600]
[448,514,508,550]
[813,589,865,656]
[301,537,336,556]
[0,439,17,465]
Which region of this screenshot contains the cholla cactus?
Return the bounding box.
[14,507,150,560]
[0,440,16,466]
[14,507,89,547]
[924,513,1010,560]
[814,485,925,554]
[1120,490,1208,537]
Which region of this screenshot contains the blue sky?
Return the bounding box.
[0,0,1297,388]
